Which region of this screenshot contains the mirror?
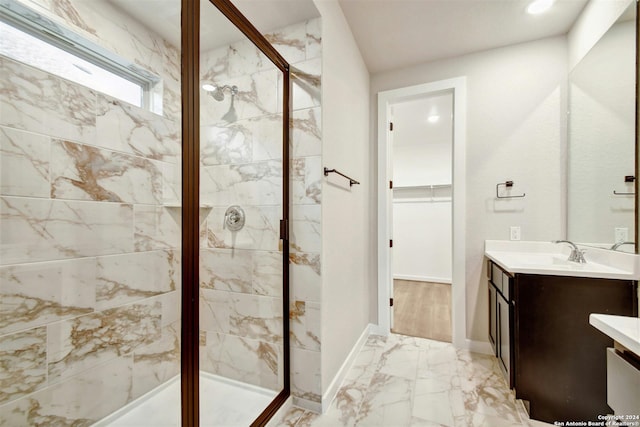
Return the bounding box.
[567,2,637,252]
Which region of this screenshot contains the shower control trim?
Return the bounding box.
[224,205,245,232]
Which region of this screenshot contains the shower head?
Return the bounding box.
[202,84,238,102]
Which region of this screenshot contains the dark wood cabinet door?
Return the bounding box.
[514,274,637,423]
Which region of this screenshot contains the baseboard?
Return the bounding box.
[393,274,452,284]
[369,323,389,336]
[465,339,493,355]
[320,323,373,413]
[292,396,322,413]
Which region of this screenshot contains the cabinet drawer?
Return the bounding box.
[607,348,640,415]
[491,263,503,291]
[501,272,510,299]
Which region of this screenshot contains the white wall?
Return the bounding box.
[372,36,568,342]
[567,0,633,71]
[313,0,372,395]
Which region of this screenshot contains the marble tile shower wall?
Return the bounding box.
[0,0,182,424]
[198,18,323,407]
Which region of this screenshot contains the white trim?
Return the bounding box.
[466,339,494,355]
[377,77,467,348]
[321,323,373,413]
[393,274,452,284]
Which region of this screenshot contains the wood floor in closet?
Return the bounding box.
[392,279,452,342]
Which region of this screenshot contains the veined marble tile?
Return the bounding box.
[200,331,280,390]
[266,21,307,65]
[200,288,283,344]
[204,205,281,251]
[0,327,47,405]
[0,57,96,144]
[96,95,180,163]
[201,113,282,166]
[252,250,283,297]
[291,204,321,253]
[290,252,321,302]
[96,250,178,311]
[291,107,321,158]
[377,340,421,380]
[161,77,182,124]
[51,139,162,204]
[201,123,252,166]
[134,204,180,251]
[0,355,133,426]
[0,197,133,265]
[201,38,272,83]
[418,346,459,380]
[305,18,322,60]
[272,406,307,427]
[412,378,465,427]
[158,290,180,327]
[200,248,253,293]
[159,160,181,205]
[292,156,321,204]
[132,322,180,400]
[201,160,283,207]
[0,126,50,198]
[200,69,279,126]
[0,257,96,335]
[47,300,161,383]
[291,346,321,404]
[355,373,414,426]
[290,300,320,352]
[283,59,321,113]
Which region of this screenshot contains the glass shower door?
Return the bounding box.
[197,1,288,424]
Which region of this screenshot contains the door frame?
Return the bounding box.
[375,77,467,349]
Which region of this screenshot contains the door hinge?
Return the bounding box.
[389,180,393,189]
[390,298,394,307]
[389,122,394,131]
[389,239,393,248]
[279,219,288,240]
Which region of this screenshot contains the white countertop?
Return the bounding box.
[485,240,639,280]
[589,314,640,357]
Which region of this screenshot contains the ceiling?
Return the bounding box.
[337,0,591,74]
[109,0,611,74]
[108,0,320,51]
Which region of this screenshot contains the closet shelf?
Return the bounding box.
[394,183,451,190]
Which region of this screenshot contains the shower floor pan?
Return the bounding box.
[93,373,277,427]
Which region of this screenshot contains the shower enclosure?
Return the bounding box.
[0,0,322,424]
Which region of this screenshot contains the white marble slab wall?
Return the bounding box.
[199,18,323,407]
[0,0,182,423]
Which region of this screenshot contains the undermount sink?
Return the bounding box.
[484,240,637,280]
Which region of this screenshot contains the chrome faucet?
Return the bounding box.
[610,241,635,251]
[553,240,587,264]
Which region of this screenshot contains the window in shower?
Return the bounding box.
[0,4,157,109]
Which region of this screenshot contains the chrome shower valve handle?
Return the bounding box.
[224,205,245,232]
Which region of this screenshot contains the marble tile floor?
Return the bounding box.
[276,333,553,427]
[96,374,276,427]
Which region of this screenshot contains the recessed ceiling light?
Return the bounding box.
[202,83,216,92]
[427,115,440,124]
[527,0,555,15]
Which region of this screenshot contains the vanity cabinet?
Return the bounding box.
[486,260,638,423]
[487,261,514,387]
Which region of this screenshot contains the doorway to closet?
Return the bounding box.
[390,92,453,342]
